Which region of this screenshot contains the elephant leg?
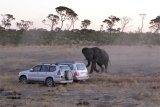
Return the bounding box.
[93,58,99,73]
[104,62,109,73]
[90,61,99,73]
[86,60,91,67]
[97,63,104,73]
[93,63,99,73]
[90,62,94,74]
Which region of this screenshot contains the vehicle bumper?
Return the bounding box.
[74,76,89,81]
[56,80,73,84]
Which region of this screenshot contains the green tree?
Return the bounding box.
[42,14,59,31]
[67,10,78,30]
[103,15,120,33]
[16,20,33,31]
[81,19,91,29]
[55,6,78,30]
[1,14,15,29]
[149,16,160,33]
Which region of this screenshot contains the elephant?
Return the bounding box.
[82,47,110,73]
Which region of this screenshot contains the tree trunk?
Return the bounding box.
[60,20,64,30]
[51,22,54,31]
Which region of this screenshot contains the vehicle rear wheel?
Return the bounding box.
[19,76,27,84]
[45,78,55,87]
[65,71,73,80]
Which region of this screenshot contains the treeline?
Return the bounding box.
[0,29,160,46]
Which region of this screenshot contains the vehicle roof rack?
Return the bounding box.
[56,61,83,64]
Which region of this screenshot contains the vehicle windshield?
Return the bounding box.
[76,64,86,70]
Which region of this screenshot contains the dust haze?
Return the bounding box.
[1,45,159,74]
[105,45,160,74]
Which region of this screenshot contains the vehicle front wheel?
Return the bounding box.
[19,76,28,84]
[45,78,55,87]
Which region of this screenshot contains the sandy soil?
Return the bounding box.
[0,45,160,107]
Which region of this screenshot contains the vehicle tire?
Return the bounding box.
[19,76,28,84]
[65,71,73,80]
[45,78,55,87]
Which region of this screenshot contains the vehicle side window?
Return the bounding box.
[41,65,49,72]
[32,65,41,72]
[49,66,56,72]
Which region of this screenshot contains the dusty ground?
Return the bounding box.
[0,45,160,107]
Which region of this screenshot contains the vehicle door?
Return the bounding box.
[27,65,41,81]
[38,65,49,81]
[48,65,57,80]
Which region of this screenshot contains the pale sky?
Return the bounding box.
[0,0,160,32]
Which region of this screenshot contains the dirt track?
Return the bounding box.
[0,45,160,107]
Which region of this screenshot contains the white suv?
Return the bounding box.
[57,61,89,81]
[18,64,73,86]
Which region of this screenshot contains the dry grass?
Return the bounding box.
[0,74,43,91]
[1,72,160,107]
[89,74,138,86]
[1,45,160,107]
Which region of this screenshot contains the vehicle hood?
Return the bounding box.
[18,70,30,75]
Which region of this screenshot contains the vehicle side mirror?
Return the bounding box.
[30,68,33,72]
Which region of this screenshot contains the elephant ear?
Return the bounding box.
[82,47,93,60]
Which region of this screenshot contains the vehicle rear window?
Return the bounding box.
[60,66,71,72]
[61,64,75,70]
[76,64,86,70]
